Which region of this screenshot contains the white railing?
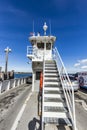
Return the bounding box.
[53,47,76,130]
[0,78,27,94]
[42,55,45,130]
[27,46,44,60]
[27,46,33,55]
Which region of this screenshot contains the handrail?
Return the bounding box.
[53,47,76,130]
[27,46,42,60]
[42,51,45,130]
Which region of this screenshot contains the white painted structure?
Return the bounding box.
[27,22,76,130]
[0,78,26,94]
[27,22,56,92]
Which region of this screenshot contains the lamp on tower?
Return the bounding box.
[43,22,48,36]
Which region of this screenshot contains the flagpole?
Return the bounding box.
[49,20,51,36]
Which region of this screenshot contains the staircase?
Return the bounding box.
[42,60,71,129]
[42,48,76,130]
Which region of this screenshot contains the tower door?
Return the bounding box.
[34,71,41,92]
[36,71,41,80]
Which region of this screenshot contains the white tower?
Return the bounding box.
[27,22,56,91]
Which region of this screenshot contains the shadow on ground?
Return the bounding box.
[28,117,41,130]
[57,126,66,130]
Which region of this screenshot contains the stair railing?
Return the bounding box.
[42,51,45,130]
[53,47,76,130]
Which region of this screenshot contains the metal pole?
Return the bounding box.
[4,47,11,75]
[5,51,8,74]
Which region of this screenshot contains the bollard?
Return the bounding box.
[10,79,15,89]
[0,81,2,94]
[1,80,10,92]
[17,79,20,86]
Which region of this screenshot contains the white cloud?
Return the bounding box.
[78,59,87,64]
[74,63,80,67]
[74,59,87,70]
[81,66,87,69]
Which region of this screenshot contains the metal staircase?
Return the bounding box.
[42,48,76,130]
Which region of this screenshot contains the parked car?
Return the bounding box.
[62,79,79,91]
[71,80,79,91]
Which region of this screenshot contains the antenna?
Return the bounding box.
[49,20,51,35]
[33,20,35,35]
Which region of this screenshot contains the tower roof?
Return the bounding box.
[29,35,56,45]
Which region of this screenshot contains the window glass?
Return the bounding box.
[37,43,44,49]
[46,43,51,50]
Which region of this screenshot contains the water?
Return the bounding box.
[14,73,32,78]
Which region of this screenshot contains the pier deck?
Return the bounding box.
[0,84,87,130]
[17,92,40,130]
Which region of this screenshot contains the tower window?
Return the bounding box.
[37,43,44,49]
[46,43,51,50]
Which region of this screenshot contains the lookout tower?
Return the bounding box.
[27,22,56,91]
[27,22,76,130]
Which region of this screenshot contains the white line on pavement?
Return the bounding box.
[78,90,87,96]
[75,100,87,111]
[11,92,32,130]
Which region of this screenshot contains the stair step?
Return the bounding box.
[45,60,55,63]
[45,73,58,76]
[44,98,65,102]
[43,112,67,118]
[44,94,62,98]
[44,87,61,91]
[44,117,72,126]
[45,67,57,70]
[45,79,60,82]
[44,82,59,85]
[44,90,62,94]
[45,71,58,73]
[44,77,58,80]
[44,102,64,107]
[44,84,62,88]
[45,65,56,67]
[45,62,56,64]
[44,106,67,112]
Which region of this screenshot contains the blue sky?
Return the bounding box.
[0,0,87,72]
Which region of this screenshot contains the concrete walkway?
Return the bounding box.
[17,92,41,130]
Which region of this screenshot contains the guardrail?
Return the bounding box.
[0,78,27,94]
[27,46,42,60]
[53,47,76,130]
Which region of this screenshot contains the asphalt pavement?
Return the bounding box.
[0,85,87,130]
[0,84,32,130]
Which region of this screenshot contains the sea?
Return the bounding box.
[14,73,32,78]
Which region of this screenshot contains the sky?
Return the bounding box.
[0,0,87,73]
